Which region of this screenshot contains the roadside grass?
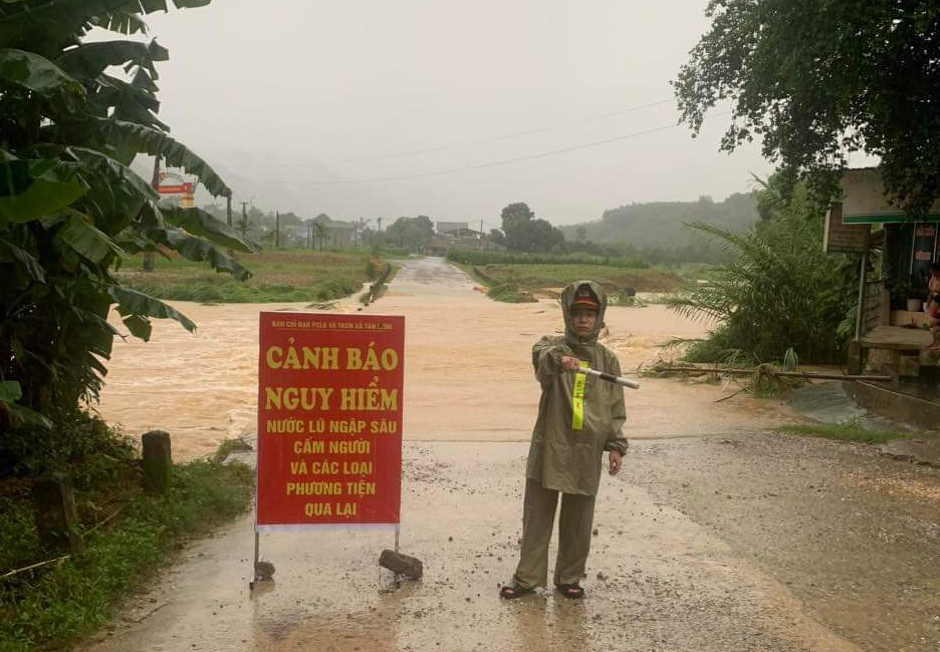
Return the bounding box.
[453,261,685,303]
[478,263,684,293]
[449,262,536,303]
[117,249,383,303]
[778,422,916,445]
[445,247,647,269]
[0,415,254,652]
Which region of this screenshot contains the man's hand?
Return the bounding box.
[560,355,582,372]
[608,451,623,476]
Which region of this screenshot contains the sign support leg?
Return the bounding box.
[394,524,401,587]
[249,529,260,589]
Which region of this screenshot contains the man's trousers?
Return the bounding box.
[511,478,596,589]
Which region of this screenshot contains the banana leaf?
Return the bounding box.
[158,228,253,281]
[0,158,87,226]
[0,47,84,97]
[162,206,259,254]
[56,211,126,263]
[94,118,231,197]
[57,39,166,79]
[0,240,46,282]
[109,285,196,333]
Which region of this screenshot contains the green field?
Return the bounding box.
[118,249,387,303]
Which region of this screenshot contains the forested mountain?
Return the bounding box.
[561,193,758,250]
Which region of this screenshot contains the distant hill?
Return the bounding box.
[561,193,759,250]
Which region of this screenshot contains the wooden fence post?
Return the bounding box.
[32,472,83,553]
[142,430,172,493]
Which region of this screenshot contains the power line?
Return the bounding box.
[269,98,675,167]
[229,113,729,187]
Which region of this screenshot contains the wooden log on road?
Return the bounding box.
[379,549,423,579]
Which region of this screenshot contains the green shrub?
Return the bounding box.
[445,248,648,269]
[668,186,856,364]
[0,423,253,652]
[487,281,538,303]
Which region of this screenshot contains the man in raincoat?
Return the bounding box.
[500,280,628,600]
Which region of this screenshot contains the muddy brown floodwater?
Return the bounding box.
[87,257,940,652]
[98,257,799,458]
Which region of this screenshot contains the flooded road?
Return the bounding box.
[88,257,940,651]
[98,256,799,458]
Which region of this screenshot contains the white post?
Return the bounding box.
[855,232,870,341]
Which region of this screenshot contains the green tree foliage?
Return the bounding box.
[499,202,565,253]
[562,193,758,258]
[674,0,940,215]
[668,182,856,364]
[385,215,434,252]
[0,0,256,424]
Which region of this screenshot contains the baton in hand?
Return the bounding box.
[572,366,640,390]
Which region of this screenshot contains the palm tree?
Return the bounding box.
[313,221,328,251]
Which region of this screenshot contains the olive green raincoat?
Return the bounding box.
[524,280,628,496]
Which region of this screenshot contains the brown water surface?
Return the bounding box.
[98,257,800,458]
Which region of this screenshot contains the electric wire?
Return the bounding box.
[230,112,729,186]
[270,98,675,167]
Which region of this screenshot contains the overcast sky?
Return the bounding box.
[140,0,775,227]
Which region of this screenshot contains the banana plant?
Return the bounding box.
[0,0,258,423]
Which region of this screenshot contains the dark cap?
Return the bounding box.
[572,284,600,310]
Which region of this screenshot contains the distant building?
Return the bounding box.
[426,230,503,256]
[436,221,469,235]
[311,214,357,247]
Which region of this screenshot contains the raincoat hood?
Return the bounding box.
[561,280,607,345]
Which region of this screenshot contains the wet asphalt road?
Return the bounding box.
[630,432,940,652]
[82,435,940,652]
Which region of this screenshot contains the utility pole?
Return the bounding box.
[275,210,280,248]
[143,156,160,271]
[480,219,484,239]
[377,217,382,232]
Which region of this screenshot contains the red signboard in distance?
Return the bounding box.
[255,313,404,529]
[157,183,194,195]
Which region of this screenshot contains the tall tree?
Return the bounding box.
[0,0,256,424]
[674,1,940,214]
[499,202,565,253]
[385,215,434,251]
[500,202,535,233]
